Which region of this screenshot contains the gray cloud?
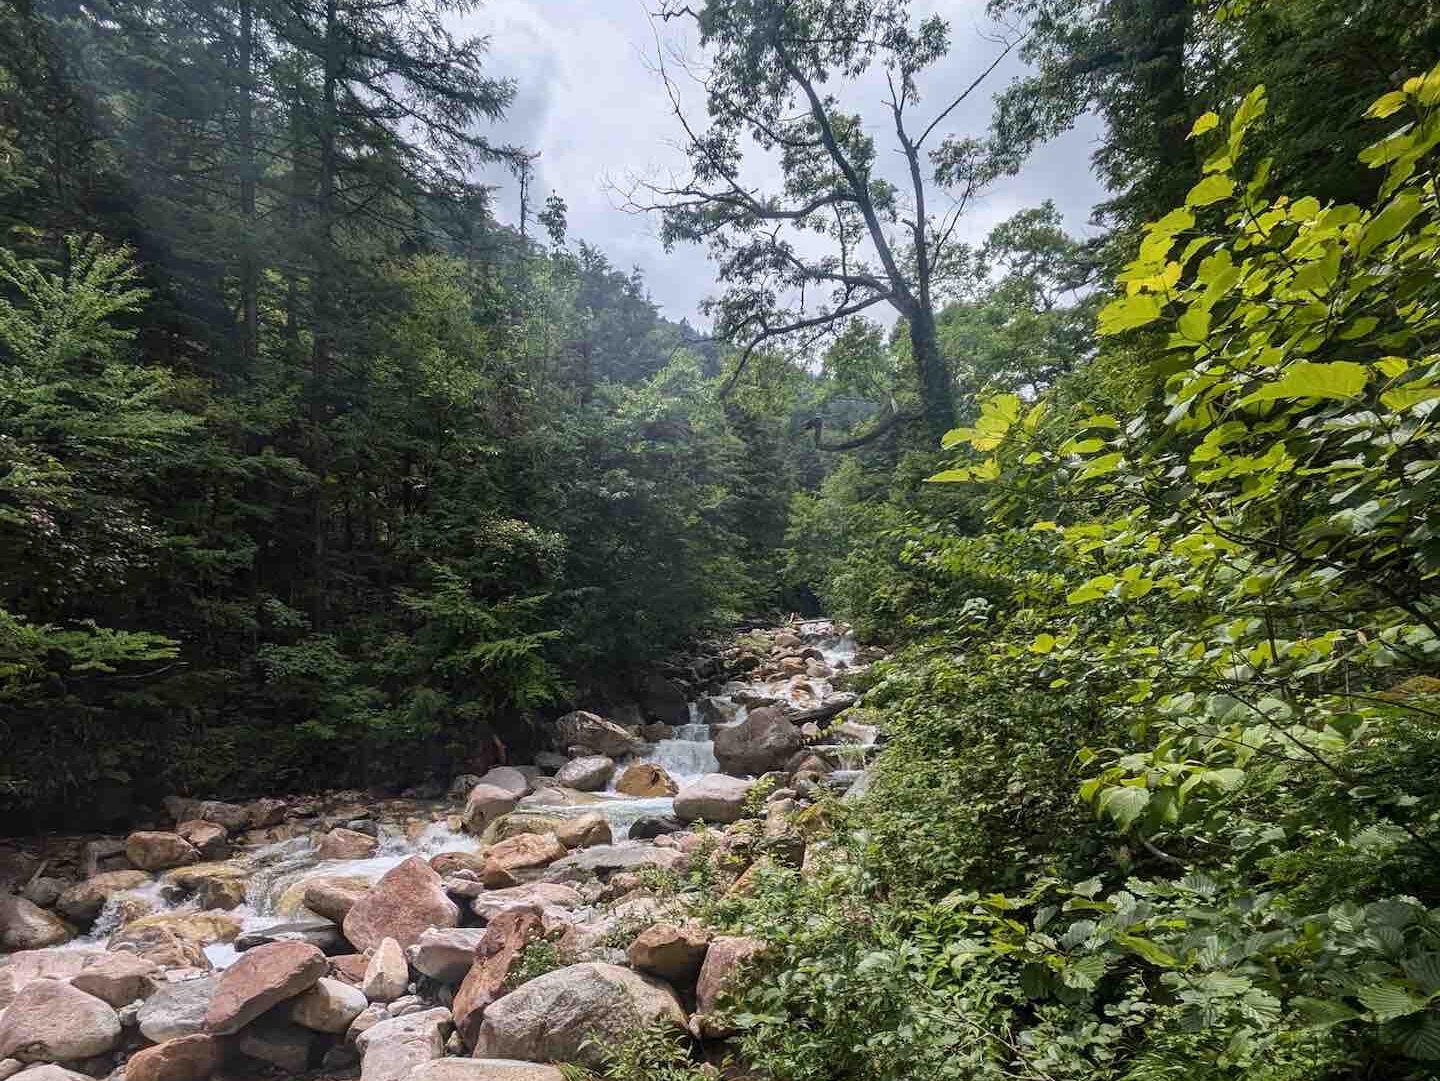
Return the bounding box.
[455,0,1107,327]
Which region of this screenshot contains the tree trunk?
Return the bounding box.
[909,304,954,446]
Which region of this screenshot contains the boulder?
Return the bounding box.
[69,951,161,1007]
[0,980,120,1062]
[429,852,488,877]
[20,879,64,909]
[329,954,370,986]
[475,768,530,798]
[673,775,754,824]
[546,844,686,880]
[697,697,737,726]
[0,895,72,951]
[192,802,250,832]
[123,1034,223,1081]
[409,1060,565,1081]
[553,813,611,850]
[451,906,544,1045]
[288,976,368,1033]
[476,863,518,890]
[554,756,614,792]
[693,935,765,1037]
[236,1018,313,1073]
[713,707,801,776]
[0,951,97,1010]
[475,963,685,1069]
[160,863,247,912]
[407,928,486,984]
[354,1007,451,1081]
[317,828,379,861]
[481,834,567,876]
[342,857,460,952]
[233,915,340,952]
[202,940,328,1034]
[245,798,288,828]
[614,763,678,797]
[174,821,228,861]
[641,675,689,725]
[125,833,200,873]
[626,923,711,986]
[628,815,685,841]
[137,978,217,1042]
[362,938,409,1003]
[550,712,638,758]
[461,787,520,836]
[302,876,370,924]
[469,884,582,923]
[8,1068,91,1081]
[532,753,567,774]
[79,840,132,880]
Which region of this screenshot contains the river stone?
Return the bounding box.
[302,876,370,923]
[0,979,121,1062]
[0,951,98,1010]
[160,863,247,912]
[713,707,801,776]
[317,828,379,861]
[288,976,367,1033]
[355,1007,451,1081]
[642,675,689,725]
[0,896,72,951]
[692,935,765,1037]
[614,763,678,797]
[469,883,582,923]
[18,878,63,910]
[475,963,686,1069]
[193,802,250,832]
[673,775,753,824]
[203,940,327,1034]
[553,812,611,850]
[411,1061,565,1081]
[554,756,614,792]
[482,833,567,875]
[451,907,544,1046]
[236,1018,314,1073]
[343,856,460,952]
[546,843,686,880]
[123,1034,223,1081]
[8,1068,92,1081]
[174,821,228,861]
[363,938,409,1003]
[245,798,289,828]
[125,833,200,873]
[626,923,711,986]
[137,978,217,1042]
[628,814,685,841]
[234,915,340,952]
[429,852,487,877]
[407,928,486,984]
[476,768,530,797]
[550,712,638,758]
[461,787,521,835]
[69,951,161,1007]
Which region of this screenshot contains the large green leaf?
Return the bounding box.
[1239,361,1368,404]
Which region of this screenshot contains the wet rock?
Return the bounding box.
[245,798,288,828]
[160,863,247,912]
[70,951,161,1007]
[628,815,685,840]
[192,802,249,832]
[55,871,151,924]
[476,768,530,798]
[554,756,614,792]
[203,940,328,1034]
[125,833,199,873]
[626,923,711,986]
[469,884,582,923]
[0,895,72,950]
[553,813,611,850]
[237,1018,314,1073]
[475,963,685,1069]
[642,675,689,726]
[713,707,801,776]
[407,928,486,984]
[137,978,217,1043]
[363,938,409,1003]
[409,1060,565,1081]
[551,712,638,758]
[343,856,460,952]
[697,697,737,727]
[429,852,487,877]
[317,828,380,861]
[354,1007,451,1081]
[174,821,228,861]
[481,834,567,876]
[234,915,341,952]
[692,935,765,1037]
[122,1034,223,1081]
[20,878,65,910]
[614,763,678,797]
[461,786,521,836]
[640,723,674,742]
[673,775,754,824]
[0,980,121,1062]
[451,906,544,1046]
[302,876,370,924]
[79,840,132,880]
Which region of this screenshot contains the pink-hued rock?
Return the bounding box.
[461,787,520,835]
[0,979,121,1062]
[614,763,678,798]
[126,832,201,872]
[0,895,72,951]
[625,923,711,986]
[553,813,611,850]
[692,934,765,1037]
[317,828,379,861]
[54,870,151,923]
[363,938,409,1003]
[451,907,545,1047]
[70,950,162,1006]
[342,858,460,952]
[482,834,567,875]
[123,1034,224,1081]
[202,940,328,1034]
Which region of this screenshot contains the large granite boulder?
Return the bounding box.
[462,786,521,835]
[481,834,567,876]
[407,927,486,984]
[469,883,582,923]
[0,896,71,951]
[0,979,121,1062]
[713,707,801,776]
[475,768,530,797]
[673,775,754,824]
[451,906,544,1046]
[475,963,685,1069]
[342,857,460,951]
[54,870,151,923]
[125,832,200,873]
[123,1034,224,1081]
[626,923,711,986]
[362,937,409,1003]
[69,951,161,1007]
[692,934,766,1037]
[317,828,379,861]
[614,763,678,797]
[409,1060,565,1081]
[287,976,368,1033]
[554,756,614,792]
[550,712,638,758]
[203,940,328,1034]
[138,977,217,1042]
[355,1007,451,1081]
[553,813,611,850]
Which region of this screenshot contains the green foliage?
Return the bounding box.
[563,1021,711,1081]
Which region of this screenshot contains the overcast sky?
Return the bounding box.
[453,0,1107,328]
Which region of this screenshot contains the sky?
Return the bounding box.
[453,0,1108,329]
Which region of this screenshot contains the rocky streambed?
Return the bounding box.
[0,620,881,1081]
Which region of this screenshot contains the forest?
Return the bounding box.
[2,0,1440,1080]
